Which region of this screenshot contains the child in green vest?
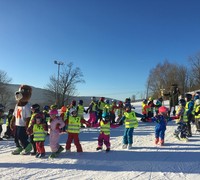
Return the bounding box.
[32,114,48,158]
[65,109,90,152]
[119,106,139,149]
[27,113,47,158]
[93,112,119,152]
[194,99,200,132]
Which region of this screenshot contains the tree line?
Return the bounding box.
[146,51,200,99]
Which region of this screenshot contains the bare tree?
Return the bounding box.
[176,66,188,95]
[0,70,12,108]
[188,52,200,90]
[46,62,85,107]
[147,60,188,99]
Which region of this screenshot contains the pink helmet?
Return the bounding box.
[159,106,168,114]
[49,109,58,115]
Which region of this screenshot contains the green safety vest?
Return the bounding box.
[43,110,50,122]
[6,114,12,126]
[0,117,3,125]
[33,124,46,142]
[195,105,200,119]
[117,108,124,116]
[98,101,106,111]
[67,116,81,133]
[182,110,188,122]
[100,121,110,135]
[176,107,188,123]
[77,105,84,117]
[124,111,138,128]
[103,104,111,114]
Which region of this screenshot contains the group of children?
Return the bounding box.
[141,92,200,144]
[1,93,200,158]
[173,93,200,141]
[141,97,163,122]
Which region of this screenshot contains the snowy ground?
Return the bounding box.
[0,102,200,180]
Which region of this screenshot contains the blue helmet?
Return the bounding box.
[102,112,110,122]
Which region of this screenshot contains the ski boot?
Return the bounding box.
[158,139,164,146]
[122,144,128,149]
[155,138,159,144]
[38,153,46,158]
[96,147,102,151]
[12,147,23,155]
[106,148,110,152]
[56,145,64,154]
[127,144,132,149]
[20,143,32,155]
[49,152,57,159]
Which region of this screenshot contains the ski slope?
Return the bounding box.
[0,101,200,180]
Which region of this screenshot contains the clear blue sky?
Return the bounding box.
[0,0,200,101]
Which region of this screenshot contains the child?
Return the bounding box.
[93,112,119,152]
[0,104,5,140]
[155,98,162,115]
[87,97,98,126]
[116,101,124,123]
[141,99,148,122]
[194,99,200,132]
[77,99,87,128]
[65,109,90,152]
[49,109,65,158]
[119,106,139,149]
[173,99,188,141]
[60,106,67,132]
[28,104,41,155]
[28,113,48,158]
[110,100,118,124]
[3,109,14,139]
[97,97,106,121]
[151,106,174,146]
[147,97,155,118]
[103,99,111,115]
[185,93,194,137]
[43,105,50,123]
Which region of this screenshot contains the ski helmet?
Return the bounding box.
[49,109,58,116]
[159,106,168,114]
[31,104,40,111]
[195,99,200,106]
[179,98,186,106]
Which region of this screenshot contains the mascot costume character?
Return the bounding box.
[10,85,33,155]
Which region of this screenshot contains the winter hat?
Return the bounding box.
[61,106,67,112]
[49,109,58,115]
[159,106,168,114]
[69,108,77,115]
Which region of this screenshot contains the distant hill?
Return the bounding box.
[6,84,118,108]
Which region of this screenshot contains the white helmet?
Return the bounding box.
[195,99,200,106]
[69,108,77,115]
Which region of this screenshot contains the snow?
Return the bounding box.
[1,101,200,180]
